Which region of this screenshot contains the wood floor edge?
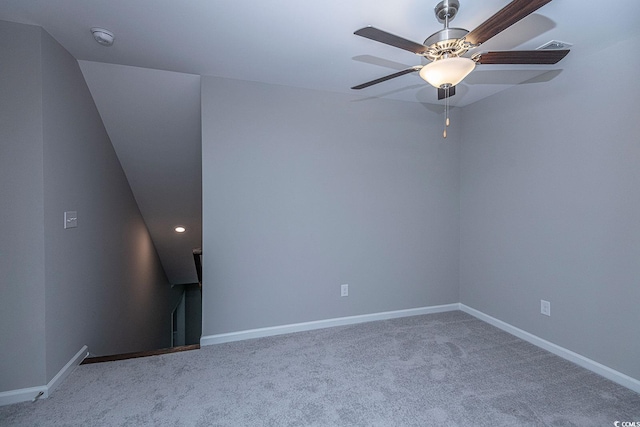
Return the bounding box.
[81,344,200,364]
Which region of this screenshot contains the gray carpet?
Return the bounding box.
[2,311,639,426]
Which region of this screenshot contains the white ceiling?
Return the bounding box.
[3,0,639,105]
[1,0,639,284]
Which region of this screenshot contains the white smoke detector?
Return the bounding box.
[91,27,114,46]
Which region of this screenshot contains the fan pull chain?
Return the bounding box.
[443,86,450,138]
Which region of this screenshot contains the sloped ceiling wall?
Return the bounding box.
[79,61,202,285]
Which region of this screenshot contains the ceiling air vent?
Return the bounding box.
[537,40,573,50]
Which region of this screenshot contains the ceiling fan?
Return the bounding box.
[351,0,570,133]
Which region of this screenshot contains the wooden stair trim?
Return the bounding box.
[81,344,200,364]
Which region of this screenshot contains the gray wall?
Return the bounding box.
[185,284,202,345]
[201,77,460,336]
[0,21,47,391]
[460,35,640,380]
[0,20,179,392]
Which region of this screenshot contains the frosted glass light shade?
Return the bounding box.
[419,57,476,88]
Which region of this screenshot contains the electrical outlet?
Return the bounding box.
[341,284,348,297]
[541,300,551,316]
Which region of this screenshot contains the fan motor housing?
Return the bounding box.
[423,27,470,61]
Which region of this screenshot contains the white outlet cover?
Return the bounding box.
[341,284,348,297]
[541,300,551,316]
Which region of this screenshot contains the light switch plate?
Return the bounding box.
[64,211,77,229]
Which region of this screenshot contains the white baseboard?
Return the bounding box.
[0,345,88,407]
[459,304,640,394]
[201,303,459,346]
[0,386,48,407]
[202,303,639,394]
[46,345,89,395]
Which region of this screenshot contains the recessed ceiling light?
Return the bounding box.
[174,226,186,233]
[91,27,114,47]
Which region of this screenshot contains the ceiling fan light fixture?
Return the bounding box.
[419,56,476,88]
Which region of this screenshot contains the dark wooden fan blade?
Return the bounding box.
[351,67,421,90]
[354,27,429,55]
[475,49,569,64]
[438,86,456,100]
[465,0,553,46]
